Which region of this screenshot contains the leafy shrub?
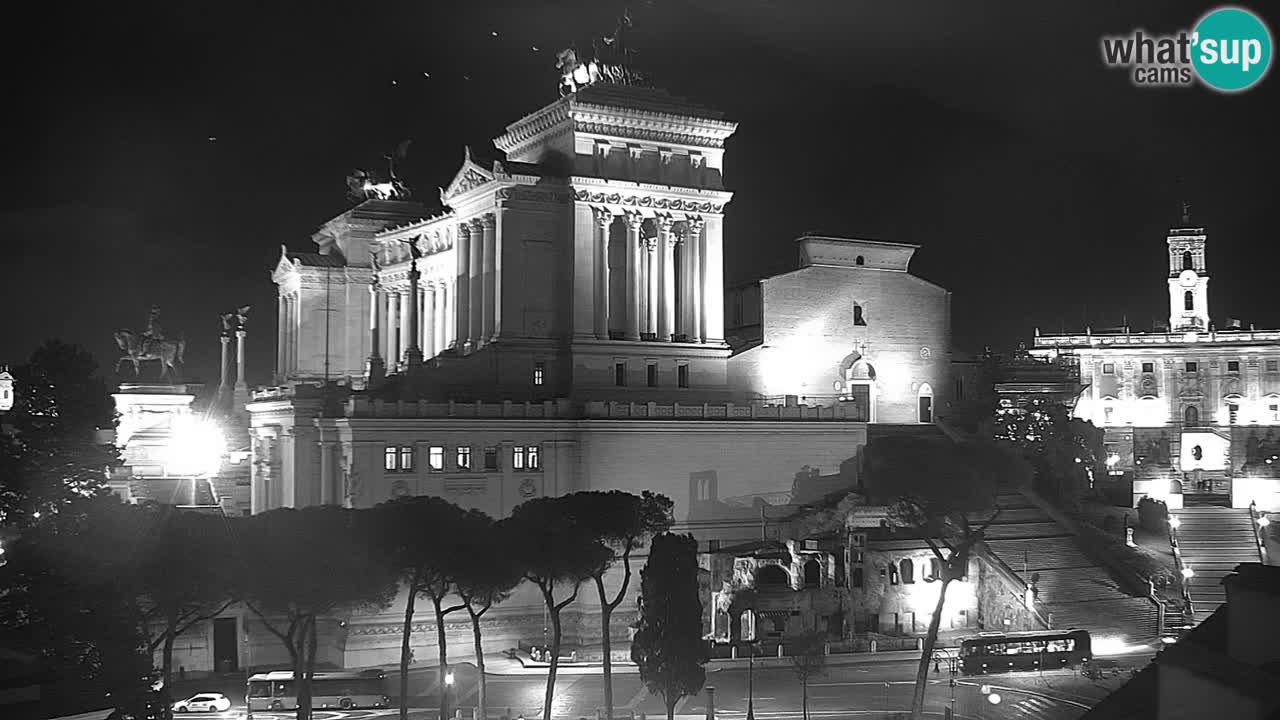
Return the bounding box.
[1137,497,1169,533]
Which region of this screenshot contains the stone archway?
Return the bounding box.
[837,352,877,422]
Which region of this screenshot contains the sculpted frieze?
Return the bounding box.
[572,189,724,214]
[573,121,727,149]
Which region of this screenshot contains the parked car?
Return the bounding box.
[172,693,232,713]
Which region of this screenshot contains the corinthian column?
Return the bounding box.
[646,237,659,336]
[481,213,497,343]
[469,218,484,350]
[658,216,676,341]
[594,208,612,339]
[455,223,471,350]
[276,295,286,382]
[687,218,705,343]
[366,283,385,385]
[387,291,400,365]
[625,213,643,341]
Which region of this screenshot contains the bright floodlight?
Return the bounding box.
[445,671,455,686]
[167,416,226,477]
[1169,517,1182,529]
[1182,566,1195,579]
[987,693,1002,705]
[1259,515,1271,528]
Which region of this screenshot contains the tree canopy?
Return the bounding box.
[0,340,118,527]
[631,532,708,720]
[994,398,1104,506]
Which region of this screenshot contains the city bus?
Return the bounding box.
[958,629,1092,675]
[246,670,389,714]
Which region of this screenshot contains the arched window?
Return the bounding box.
[803,559,821,588]
[852,567,864,588]
[756,564,789,589]
[899,558,915,584]
[1184,291,1194,311]
[927,557,942,582]
[1183,251,1194,271]
[853,304,867,326]
[918,383,934,424]
[855,255,865,266]
[1184,405,1200,427]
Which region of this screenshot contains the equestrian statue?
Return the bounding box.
[115,305,186,382]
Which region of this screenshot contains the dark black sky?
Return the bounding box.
[3,0,1277,389]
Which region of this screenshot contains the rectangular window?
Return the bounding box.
[647,363,658,387]
[1142,362,1155,373]
[484,447,499,470]
[456,446,472,470]
[1228,360,1241,372]
[954,378,964,400]
[1102,363,1115,375]
[513,446,525,470]
[384,446,397,471]
[527,445,540,470]
[1186,361,1199,373]
[1269,360,1279,372]
[398,446,415,472]
[1229,404,1240,425]
[678,364,690,388]
[615,362,627,386]
[428,446,445,472]
[1103,406,1114,424]
[1271,404,1279,422]
[533,362,545,386]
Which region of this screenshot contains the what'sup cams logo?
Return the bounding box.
[1101,6,1272,92]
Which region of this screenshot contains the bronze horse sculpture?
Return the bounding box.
[115,329,186,381]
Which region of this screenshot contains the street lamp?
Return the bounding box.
[745,641,758,720]
[444,669,455,720]
[1181,566,1195,579]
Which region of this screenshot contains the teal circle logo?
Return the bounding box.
[1192,7,1273,92]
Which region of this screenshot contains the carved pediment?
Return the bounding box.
[271,245,299,284]
[441,147,495,204]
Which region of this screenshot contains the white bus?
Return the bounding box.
[246,670,389,713]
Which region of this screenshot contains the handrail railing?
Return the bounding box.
[1249,500,1268,564]
[1168,513,1196,622]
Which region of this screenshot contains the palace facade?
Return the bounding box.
[1031,217,1280,510]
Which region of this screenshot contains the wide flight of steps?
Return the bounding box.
[980,493,1160,643]
[1172,506,1262,623]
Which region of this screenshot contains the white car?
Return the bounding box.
[172,694,232,713]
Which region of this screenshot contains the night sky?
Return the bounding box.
[3,0,1277,390]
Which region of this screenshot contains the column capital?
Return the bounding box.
[685,216,705,235]
[656,214,676,232]
[626,212,645,231]
[458,221,473,237]
[644,236,659,252]
[479,213,497,229]
[594,207,615,229]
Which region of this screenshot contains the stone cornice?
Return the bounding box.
[494,102,573,155]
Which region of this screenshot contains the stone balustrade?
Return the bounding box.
[335,397,861,421]
[1036,329,1280,348]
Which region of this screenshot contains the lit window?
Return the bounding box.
[1228,360,1241,373]
[1270,404,1279,422]
[513,446,525,470]
[384,446,397,471]
[527,445,540,470]
[615,362,627,386]
[456,446,472,470]
[385,446,414,473]
[1102,363,1115,375]
[1268,360,1279,372]
[1103,406,1114,424]
[678,364,690,388]
[484,447,499,470]
[1142,362,1154,373]
[1186,362,1198,373]
[428,446,445,471]
[398,446,415,472]
[1228,404,1240,425]
[647,363,658,387]
[534,361,545,386]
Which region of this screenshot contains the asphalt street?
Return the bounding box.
[172,652,1150,720]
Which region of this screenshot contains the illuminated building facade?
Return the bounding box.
[1031,217,1280,509]
[242,75,954,672]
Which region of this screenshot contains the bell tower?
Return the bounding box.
[1167,202,1209,332]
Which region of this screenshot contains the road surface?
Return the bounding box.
[173,653,1150,720]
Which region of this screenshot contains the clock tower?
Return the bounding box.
[1167,205,1209,332]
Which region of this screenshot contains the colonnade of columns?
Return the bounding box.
[455,214,498,352]
[593,209,707,343]
[370,279,456,369]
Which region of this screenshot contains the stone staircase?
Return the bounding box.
[1172,506,1262,623]
[980,493,1159,643]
